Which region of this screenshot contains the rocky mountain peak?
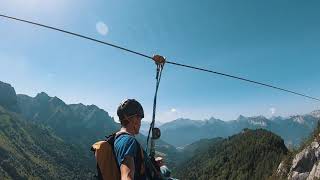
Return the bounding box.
[291,115,306,124]
[208,117,222,122]
[237,115,247,121]
[0,81,19,111]
[49,96,66,107]
[310,110,320,118]
[35,92,50,101]
[253,115,267,120]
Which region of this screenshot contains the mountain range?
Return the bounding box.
[0,80,177,179]
[1,80,319,179]
[0,83,93,179]
[160,113,320,147]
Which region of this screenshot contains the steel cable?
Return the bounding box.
[1,14,319,102]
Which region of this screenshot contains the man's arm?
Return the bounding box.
[120,156,135,180]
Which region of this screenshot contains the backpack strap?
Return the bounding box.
[134,140,146,178]
[106,132,130,170]
[105,132,129,145]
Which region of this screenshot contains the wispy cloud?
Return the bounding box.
[96,21,109,36]
[270,107,276,115]
[170,108,177,113]
[154,108,180,123]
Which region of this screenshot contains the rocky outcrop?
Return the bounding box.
[308,161,320,180]
[289,141,319,179]
[277,134,320,180]
[0,81,19,112]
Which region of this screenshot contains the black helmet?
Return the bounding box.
[117,99,144,120]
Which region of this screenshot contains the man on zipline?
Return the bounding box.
[114,99,147,180]
[113,55,166,180]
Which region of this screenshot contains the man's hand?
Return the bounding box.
[120,156,135,180]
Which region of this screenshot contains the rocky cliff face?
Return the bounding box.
[277,133,320,180]
[0,81,19,112]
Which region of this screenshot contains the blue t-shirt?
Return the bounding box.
[114,134,146,180]
[114,134,139,166]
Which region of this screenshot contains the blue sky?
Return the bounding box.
[0,0,319,123]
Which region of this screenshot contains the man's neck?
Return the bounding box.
[119,127,135,136]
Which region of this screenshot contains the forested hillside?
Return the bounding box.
[174,129,288,180]
[0,106,92,179]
